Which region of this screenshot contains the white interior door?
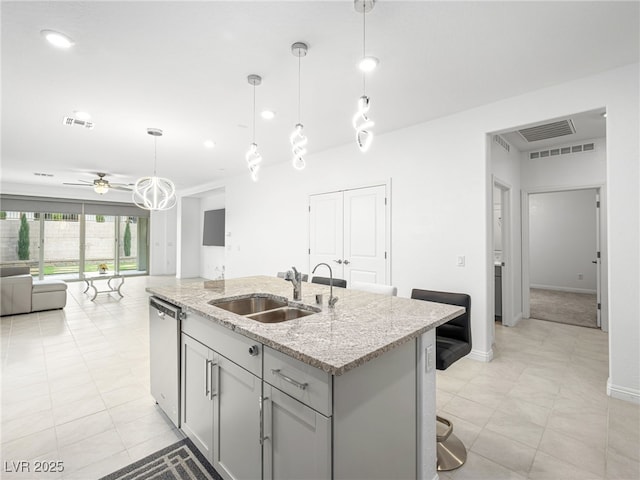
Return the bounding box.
[309,191,344,278]
[343,185,387,284]
[309,185,388,285]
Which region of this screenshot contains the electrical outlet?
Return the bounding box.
[426,345,434,372]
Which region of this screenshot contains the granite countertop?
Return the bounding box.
[147,276,464,376]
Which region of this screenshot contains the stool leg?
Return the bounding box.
[436,417,467,471]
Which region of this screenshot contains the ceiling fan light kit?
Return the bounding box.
[63,172,131,194]
[132,128,177,211]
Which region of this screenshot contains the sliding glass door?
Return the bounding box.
[85,214,116,274]
[118,216,149,275]
[42,212,81,279]
[0,196,150,280]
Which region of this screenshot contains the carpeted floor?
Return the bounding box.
[100,438,222,480]
[529,288,598,328]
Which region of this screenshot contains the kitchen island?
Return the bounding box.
[147,275,464,480]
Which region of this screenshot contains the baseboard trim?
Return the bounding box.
[468,348,493,363]
[607,378,640,404]
[530,284,597,295]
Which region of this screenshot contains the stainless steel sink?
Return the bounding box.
[247,307,316,324]
[210,295,288,315]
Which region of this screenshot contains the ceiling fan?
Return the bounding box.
[63,172,132,195]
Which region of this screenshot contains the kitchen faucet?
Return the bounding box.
[312,262,338,308]
[284,266,303,301]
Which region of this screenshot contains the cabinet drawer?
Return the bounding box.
[182,312,262,377]
[263,346,332,416]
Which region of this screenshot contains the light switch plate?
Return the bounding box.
[457,255,465,267]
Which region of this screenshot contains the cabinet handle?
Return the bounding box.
[343,259,350,265]
[204,359,210,398]
[210,362,218,399]
[333,259,343,264]
[271,369,308,390]
[259,396,270,445]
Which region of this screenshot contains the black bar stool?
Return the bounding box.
[411,288,472,471]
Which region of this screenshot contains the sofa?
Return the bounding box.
[0,266,68,316]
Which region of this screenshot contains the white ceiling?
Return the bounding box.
[2,1,638,196]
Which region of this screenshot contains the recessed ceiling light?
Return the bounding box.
[41,29,75,49]
[204,140,216,149]
[261,110,275,120]
[358,56,379,72]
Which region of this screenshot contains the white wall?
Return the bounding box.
[176,196,200,278]
[529,189,598,292]
[149,208,177,275]
[199,189,226,280]
[218,64,639,400]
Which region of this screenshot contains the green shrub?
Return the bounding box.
[18,213,30,260]
[96,215,105,223]
[0,211,6,220]
[124,221,131,256]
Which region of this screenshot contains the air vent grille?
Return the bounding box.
[62,116,94,129]
[529,143,595,159]
[493,135,510,152]
[518,119,575,142]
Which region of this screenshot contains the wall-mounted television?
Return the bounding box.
[203,208,225,246]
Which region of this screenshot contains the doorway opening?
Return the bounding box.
[523,187,603,330]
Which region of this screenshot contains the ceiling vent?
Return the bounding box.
[529,142,595,159]
[493,134,510,152]
[518,119,575,143]
[62,116,94,129]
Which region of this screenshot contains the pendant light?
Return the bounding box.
[290,42,308,170]
[352,0,376,153]
[246,74,263,182]
[132,128,177,211]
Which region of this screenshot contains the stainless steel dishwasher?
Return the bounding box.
[149,296,183,427]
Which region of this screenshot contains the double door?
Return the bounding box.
[309,184,388,285]
[181,334,261,480]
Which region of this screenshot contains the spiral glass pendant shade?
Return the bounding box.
[290,123,307,170]
[246,142,262,182]
[353,0,376,153]
[290,42,308,170]
[352,95,374,152]
[246,74,262,181]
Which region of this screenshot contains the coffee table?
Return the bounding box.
[83,272,124,301]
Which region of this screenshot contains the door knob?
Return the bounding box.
[592,260,597,264]
[343,260,351,265]
[333,259,343,264]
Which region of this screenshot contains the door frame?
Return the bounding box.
[307,179,392,285]
[521,184,607,331]
[492,176,513,330]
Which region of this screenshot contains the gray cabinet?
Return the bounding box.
[213,355,261,480]
[181,329,261,480]
[262,384,331,480]
[181,334,214,461]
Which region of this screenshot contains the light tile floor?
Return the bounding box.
[1,276,638,479]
